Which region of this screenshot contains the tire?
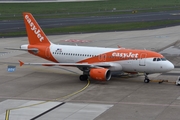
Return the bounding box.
[144,79,150,83]
[79,75,88,81]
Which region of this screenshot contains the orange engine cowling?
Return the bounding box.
[89,68,111,81]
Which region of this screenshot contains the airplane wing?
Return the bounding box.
[19,60,111,68]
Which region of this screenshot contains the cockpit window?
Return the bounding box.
[157,58,161,61]
[153,57,167,61]
[161,58,167,61]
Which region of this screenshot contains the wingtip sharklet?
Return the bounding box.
[19,60,24,66]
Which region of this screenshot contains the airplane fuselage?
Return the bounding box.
[22,43,174,74]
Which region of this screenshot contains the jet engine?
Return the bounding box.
[89,68,111,81]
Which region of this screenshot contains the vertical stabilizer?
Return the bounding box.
[23,12,51,45]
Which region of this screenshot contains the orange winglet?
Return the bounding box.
[19,60,24,66]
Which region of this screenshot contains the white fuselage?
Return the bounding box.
[48,44,174,74]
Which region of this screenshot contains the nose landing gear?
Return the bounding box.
[144,73,150,83]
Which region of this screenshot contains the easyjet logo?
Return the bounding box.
[112,52,138,58]
[25,15,44,42]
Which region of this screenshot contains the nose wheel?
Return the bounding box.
[144,73,150,83]
[144,79,150,83]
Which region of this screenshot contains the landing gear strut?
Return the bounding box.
[144,73,150,83]
[79,75,88,81]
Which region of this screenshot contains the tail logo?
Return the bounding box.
[25,15,44,42]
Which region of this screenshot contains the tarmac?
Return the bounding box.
[0,25,180,120]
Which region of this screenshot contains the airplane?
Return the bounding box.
[6,12,174,83]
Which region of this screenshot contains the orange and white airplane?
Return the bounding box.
[8,12,174,83]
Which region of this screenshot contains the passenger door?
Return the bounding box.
[139,53,147,66]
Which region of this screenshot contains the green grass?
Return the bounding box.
[1,0,180,37]
[1,0,180,14]
[0,0,180,20]
[1,20,180,37]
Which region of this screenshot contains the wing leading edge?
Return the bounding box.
[18,60,111,68]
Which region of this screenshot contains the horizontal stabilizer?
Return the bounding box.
[5,48,38,52]
[19,60,24,66]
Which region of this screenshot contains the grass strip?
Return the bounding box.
[1,0,180,14]
[0,0,180,20]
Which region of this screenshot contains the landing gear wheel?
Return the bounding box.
[144,79,150,83]
[144,73,150,83]
[79,75,88,81]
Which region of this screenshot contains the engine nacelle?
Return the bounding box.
[89,68,111,81]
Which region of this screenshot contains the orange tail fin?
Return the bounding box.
[23,12,51,45]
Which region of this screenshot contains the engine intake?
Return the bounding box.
[89,68,111,81]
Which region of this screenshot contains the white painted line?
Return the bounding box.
[0,99,62,120]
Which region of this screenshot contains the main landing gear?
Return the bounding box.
[144,73,150,83]
[79,75,88,81]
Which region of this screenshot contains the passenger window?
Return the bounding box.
[153,58,156,61]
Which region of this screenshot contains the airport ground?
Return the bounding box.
[0,25,180,120]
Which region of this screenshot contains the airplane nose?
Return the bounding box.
[166,61,174,71]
